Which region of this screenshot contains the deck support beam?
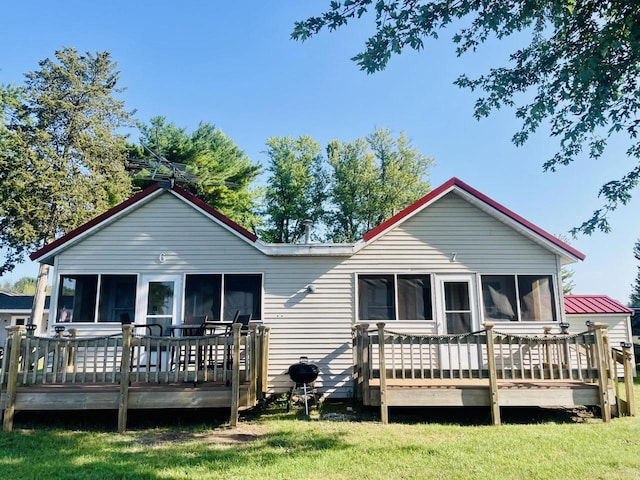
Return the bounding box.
[230,323,241,427]
[117,325,133,433]
[377,323,388,424]
[590,323,612,422]
[483,323,501,426]
[2,326,25,432]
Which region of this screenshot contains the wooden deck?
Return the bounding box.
[0,323,270,432]
[353,322,636,424]
[4,382,253,411]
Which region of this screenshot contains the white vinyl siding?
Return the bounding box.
[51,190,565,398]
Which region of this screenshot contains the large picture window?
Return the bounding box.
[184,273,262,321]
[481,274,556,322]
[58,274,136,323]
[358,274,432,321]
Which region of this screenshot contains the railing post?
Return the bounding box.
[360,323,371,405]
[260,326,270,400]
[67,328,77,369]
[230,323,241,427]
[118,324,132,433]
[351,326,359,399]
[376,322,388,424]
[3,326,25,432]
[248,324,258,404]
[590,322,611,422]
[620,342,636,416]
[483,323,501,426]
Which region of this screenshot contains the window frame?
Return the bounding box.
[56,273,138,324]
[184,272,263,321]
[356,273,434,322]
[480,273,558,322]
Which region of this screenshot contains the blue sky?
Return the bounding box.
[1,1,638,303]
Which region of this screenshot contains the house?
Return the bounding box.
[0,292,49,348]
[29,177,597,399]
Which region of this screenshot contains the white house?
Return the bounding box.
[0,292,49,348]
[30,177,593,398]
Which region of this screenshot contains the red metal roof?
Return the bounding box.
[362,177,585,261]
[564,295,633,315]
[30,183,258,262]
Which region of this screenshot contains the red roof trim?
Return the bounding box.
[362,177,585,261]
[30,184,162,262]
[564,294,633,315]
[30,183,257,262]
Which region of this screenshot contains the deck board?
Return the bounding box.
[2,382,253,411]
[365,378,605,408]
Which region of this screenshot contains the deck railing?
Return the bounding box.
[1,323,270,432]
[353,322,634,424]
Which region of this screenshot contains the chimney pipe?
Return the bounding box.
[303,219,313,244]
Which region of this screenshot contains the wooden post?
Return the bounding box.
[483,323,501,426]
[590,323,611,422]
[377,323,388,424]
[118,324,133,433]
[361,324,370,406]
[230,323,242,427]
[248,324,258,404]
[351,326,359,399]
[3,326,25,432]
[67,328,77,369]
[621,342,636,416]
[260,326,270,400]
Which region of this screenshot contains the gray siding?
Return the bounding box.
[51,190,566,398]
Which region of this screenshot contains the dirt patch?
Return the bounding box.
[133,423,266,447]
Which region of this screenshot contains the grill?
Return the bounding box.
[287,357,319,415]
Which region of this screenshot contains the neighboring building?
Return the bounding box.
[30,177,598,398]
[0,292,50,348]
[564,294,636,373]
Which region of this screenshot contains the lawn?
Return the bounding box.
[1,397,638,480]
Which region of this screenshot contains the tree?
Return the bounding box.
[130,116,262,230]
[326,128,432,242]
[326,137,379,242]
[630,239,640,306]
[261,136,328,243]
[0,48,134,328]
[293,1,640,235]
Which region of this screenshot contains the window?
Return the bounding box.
[481,275,556,322]
[57,274,136,323]
[358,274,433,321]
[185,274,262,321]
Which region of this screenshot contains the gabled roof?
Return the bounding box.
[360,177,585,262]
[30,183,258,264]
[564,295,633,315]
[30,177,584,263]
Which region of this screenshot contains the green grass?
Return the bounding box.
[2,377,640,480]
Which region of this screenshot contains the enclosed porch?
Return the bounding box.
[353,322,636,424]
[1,322,270,432]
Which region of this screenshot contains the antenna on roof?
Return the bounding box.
[127,145,238,189]
[127,145,197,186]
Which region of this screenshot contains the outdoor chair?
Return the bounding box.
[171,315,208,371]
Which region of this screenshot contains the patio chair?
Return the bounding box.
[225,313,252,369]
[171,315,208,371]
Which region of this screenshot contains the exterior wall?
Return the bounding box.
[49,190,566,398]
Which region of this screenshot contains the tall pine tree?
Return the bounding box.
[0,48,133,328]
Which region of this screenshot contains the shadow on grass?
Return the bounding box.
[0,412,351,480]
